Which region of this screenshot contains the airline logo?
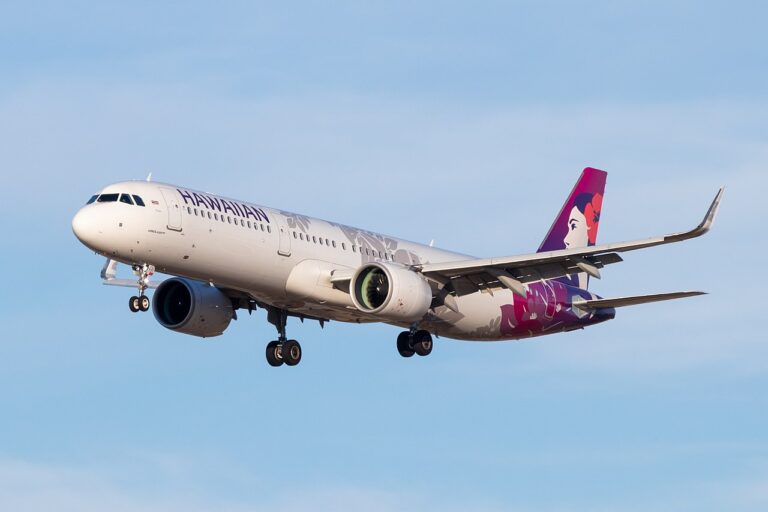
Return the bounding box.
[177,189,271,223]
[537,167,607,253]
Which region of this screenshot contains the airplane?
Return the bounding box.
[71,168,723,367]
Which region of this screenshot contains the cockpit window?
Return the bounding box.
[119,194,134,205]
[133,195,145,207]
[86,195,98,204]
[97,193,119,203]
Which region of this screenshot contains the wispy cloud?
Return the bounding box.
[0,458,511,512]
[4,455,768,512]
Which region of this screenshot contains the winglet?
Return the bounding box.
[664,187,724,244]
[100,258,119,281]
[697,186,724,235]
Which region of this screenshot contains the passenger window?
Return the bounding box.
[194,208,198,216]
[312,236,317,243]
[97,193,119,203]
[241,219,245,226]
[247,221,251,228]
[227,217,232,224]
[352,245,357,253]
[332,240,336,248]
[86,195,98,204]
[187,206,192,214]
[207,212,212,219]
[267,225,271,233]
[132,195,145,207]
[214,213,219,221]
[299,233,304,241]
[342,243,346,250]
[260,224,265,231]
[293,232,297,239]
[325,238,330,246]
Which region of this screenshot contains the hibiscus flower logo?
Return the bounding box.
[584,192,602,245]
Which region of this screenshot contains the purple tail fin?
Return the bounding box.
[537,167,607,288]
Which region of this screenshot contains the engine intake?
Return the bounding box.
[152,278,234,338]
[351,262,432,322]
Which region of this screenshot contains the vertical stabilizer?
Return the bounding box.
[537,167,607,288]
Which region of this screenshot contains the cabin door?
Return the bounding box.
[277,221,291,257]
[160,188,183,232]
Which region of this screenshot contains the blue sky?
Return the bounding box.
[0,1,767,510]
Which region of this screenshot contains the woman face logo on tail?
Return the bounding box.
[564,192,602,248]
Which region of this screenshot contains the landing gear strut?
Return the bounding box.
[397,329,433,358]
[265,308,302,367]
[129,264,154,313]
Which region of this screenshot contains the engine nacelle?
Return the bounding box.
[152,278,234,338]
[350,262,432,322]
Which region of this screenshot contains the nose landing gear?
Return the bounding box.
[128,263,154,313]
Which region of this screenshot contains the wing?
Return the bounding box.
[100,258,161,289]
[416,187,723,298]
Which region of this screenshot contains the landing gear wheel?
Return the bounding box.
[266,340,283,367]
[413,330,433,357]
[282,340,302,366]
[127,263,155,313]
[397,331,415,358]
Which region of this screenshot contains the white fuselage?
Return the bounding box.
[72,181,559,341]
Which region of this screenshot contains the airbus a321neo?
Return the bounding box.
[72,168,722,367]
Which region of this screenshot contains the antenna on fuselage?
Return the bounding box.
[146,172,153,182]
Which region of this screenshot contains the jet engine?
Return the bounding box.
[152,278,234,338]
[350,262,432,322]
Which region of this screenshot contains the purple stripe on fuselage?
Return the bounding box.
[499,280,614,338]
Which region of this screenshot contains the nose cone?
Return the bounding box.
[72,207,99,249]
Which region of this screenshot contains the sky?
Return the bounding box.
[0,1,767,510]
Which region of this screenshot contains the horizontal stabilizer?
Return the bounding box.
[575,291,706,309]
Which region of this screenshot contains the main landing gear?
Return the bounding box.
[128,263,154,313]
[265,308,302,367]
[396,329,433,358]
